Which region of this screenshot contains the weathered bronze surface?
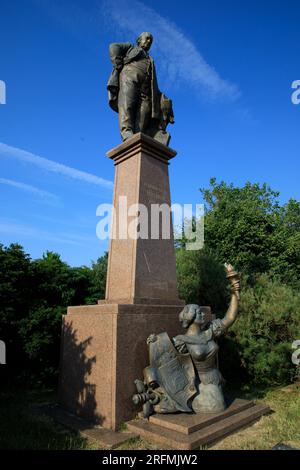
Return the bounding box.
[132,264,240,416]
[107,32,174,146]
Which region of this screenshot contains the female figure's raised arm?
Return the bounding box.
[221,264,240,330]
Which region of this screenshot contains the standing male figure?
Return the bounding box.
[107,32,174,145]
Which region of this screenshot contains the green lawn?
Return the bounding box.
[210,382,300,450]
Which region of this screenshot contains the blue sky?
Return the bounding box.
[0,0,299,266]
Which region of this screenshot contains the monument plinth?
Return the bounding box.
[103,132,182,305]
[59,134,184,430]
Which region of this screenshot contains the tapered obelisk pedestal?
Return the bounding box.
[59,134,184,430]
[103,132,182,305]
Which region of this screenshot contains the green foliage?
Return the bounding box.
[268,199,300,286]
[86,252,108,303]
[0,244,32,380]
[228,275,300,386]
[201,178,300,284]
[0,244,31,328]
[176,179,300,387]
[176,247,229,316]
[29,252,80,307]
[18,306,64,384]
[0,246,108,386]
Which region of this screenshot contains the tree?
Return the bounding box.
[18,252,100,385]
[201,178,300,283]
[268,199,300,286]
[0,244,31,328]
[176,247,229,317]
[0,244,32,379]
[86,252,108,303]
[0,246,108,385]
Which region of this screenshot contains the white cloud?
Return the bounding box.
[102,0,239,100]
[0,219,96,246]
[33,0,239,100]
[0,177,60,206]
[0,80,6,105]
[0,142,113,189]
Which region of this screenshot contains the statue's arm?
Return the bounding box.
[109,42,132,69]
[221,264,240,330]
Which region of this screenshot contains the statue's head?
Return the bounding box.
[179,304,208,330]
[137,32,153,51]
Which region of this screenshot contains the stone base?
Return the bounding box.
[58,303,184,431]
[127,399,271,450]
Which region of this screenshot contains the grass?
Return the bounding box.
[0,388,98,450]
[0,383,299,450]
[210,382,300,450]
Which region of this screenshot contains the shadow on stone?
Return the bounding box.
[58,320,104,425]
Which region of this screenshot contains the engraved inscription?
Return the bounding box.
[143,182,169,205]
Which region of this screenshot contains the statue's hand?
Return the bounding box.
[147,334,157,344]
[225,263,240,299]
[173,335,188,354]
[231,279,240,293]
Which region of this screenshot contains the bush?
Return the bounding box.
[176,247,229,317]
[222,275,300,386]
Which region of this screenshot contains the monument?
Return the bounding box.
[58,32,270,448]
[58,33,182,431]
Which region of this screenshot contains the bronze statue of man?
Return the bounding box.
[107,32,174,146]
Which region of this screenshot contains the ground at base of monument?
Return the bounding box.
[32,403,139,449]
[31,398,271,451]
[1,383,299,450]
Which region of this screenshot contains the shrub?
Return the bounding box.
[176,247,229,317]
[222,275,300,386]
